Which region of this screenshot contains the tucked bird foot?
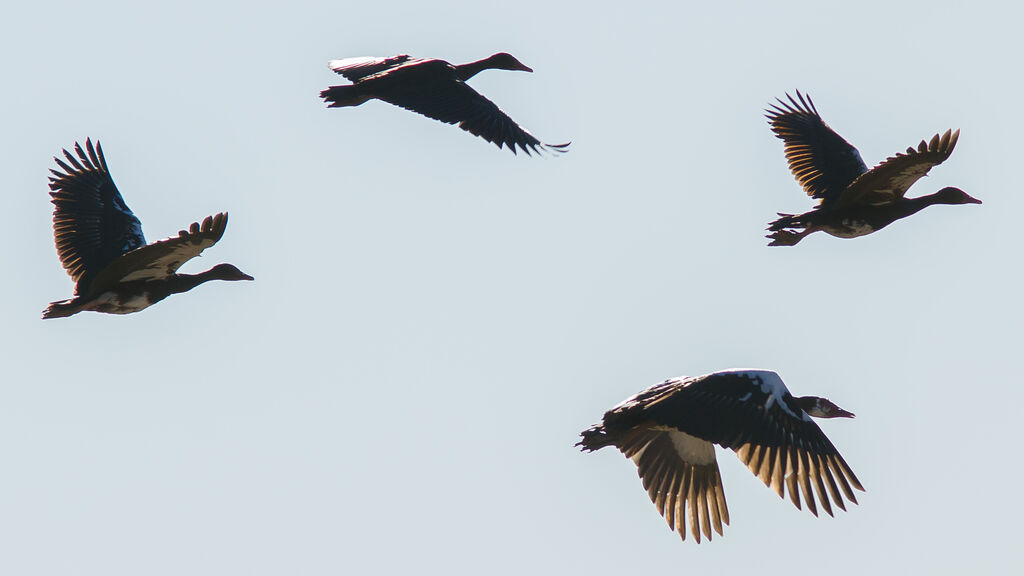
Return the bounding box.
[767,229,807,246]
[767,212,801,231]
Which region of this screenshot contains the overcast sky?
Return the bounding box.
[0,1,1018,574]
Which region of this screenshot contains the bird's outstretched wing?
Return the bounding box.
[766,91,868,206]
[606,426,730,543]
[48,139,147,295]
[328,55,415,82]
[371,60,568,155]
[87,213,229,293]
[834,129,960,208]
[613,371,863,519]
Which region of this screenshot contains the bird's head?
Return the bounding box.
[208,263,254,281]
[796,396,855,419]
[487,53,533,73]
[935,186,982,205]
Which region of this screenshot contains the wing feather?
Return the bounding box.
[87,212,228,293]
[766,91,868,206]
[674,466,690,538]
[378,73,565,155]
[808,452,832,517]
[817,453,846,512]
[328,55,414,82]
[834,129,960,208]
[624,431,726,542]
[48,139,147,295]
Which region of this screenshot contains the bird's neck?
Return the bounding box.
[455,57,497,81]
[793,396,818,413]
[900,193,946,217]
[166,269,221,294]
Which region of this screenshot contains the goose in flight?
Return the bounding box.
[765,91,979,246]
[44,139,252,318]
[578,369,863,542]
[320,53,569,155]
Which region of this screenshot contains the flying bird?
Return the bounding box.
[43,139,253,318]
[578,369,863,543]
[765,91,979,246]
[320,53,569,155]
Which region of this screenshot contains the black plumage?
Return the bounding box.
[765,91,979,246]
[579,369,863,543]
[320,53,569,155]
[44,139,252,318]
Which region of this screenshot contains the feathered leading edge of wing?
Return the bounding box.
[48,139,147,295]
[87,212,229,293]
[766,91,868,206]
[375,69,569,156]
[835,129,960,208]
[327,55,414,82]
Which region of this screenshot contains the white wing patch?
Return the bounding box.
[89,213,229,290]
[714,368,809,422]
[116,236,218,283]
[667,430,717,466]
[328,56,383,71]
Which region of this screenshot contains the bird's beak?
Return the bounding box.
[517,63,534,73]
[242,273,255,281]
[967,196,983,204]
[835,408,855,419]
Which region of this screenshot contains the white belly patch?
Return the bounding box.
[94,291,154,314]
[830,219,875,238]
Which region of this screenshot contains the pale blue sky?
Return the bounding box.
[0,1,1018,574]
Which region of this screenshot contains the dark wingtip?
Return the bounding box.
[766,89,817,122]
[507,141,570,157]
[539,142,571,156]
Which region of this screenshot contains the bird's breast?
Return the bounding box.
[89,290,157,314]
[825,219,876,238]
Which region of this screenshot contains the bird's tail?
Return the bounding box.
[576,425,614,452]
[42,299,81,319]
[320,85,372,108]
